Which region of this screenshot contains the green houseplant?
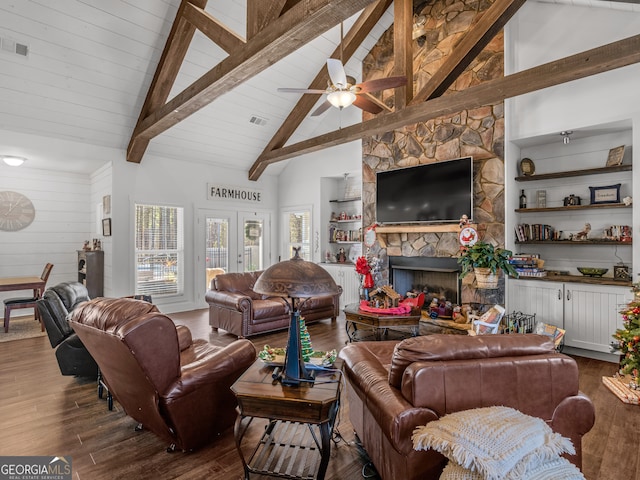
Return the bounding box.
[458,241,518,288]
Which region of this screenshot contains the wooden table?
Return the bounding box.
[231,359,342,480]
[0,276,45,294]
[343,303,421,342]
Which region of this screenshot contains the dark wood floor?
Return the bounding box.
[0,310,637,479]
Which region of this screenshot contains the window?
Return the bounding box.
[283,208,311,260]
[135,204,184,296]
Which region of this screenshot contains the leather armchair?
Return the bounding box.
[339,334,595,480]
[206,270,342,337]
[69,297,257,452]
[36,281,97,377]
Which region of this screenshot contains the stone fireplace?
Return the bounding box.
[389,256,461,308]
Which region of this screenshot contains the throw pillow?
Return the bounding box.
[440,457,585,480]
[412,406,575,480]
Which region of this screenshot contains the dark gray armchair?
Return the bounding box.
[36,281,98,378]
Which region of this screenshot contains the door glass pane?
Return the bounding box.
[286,210,310,260]
[205,217,228,289]
[243,218,264,272]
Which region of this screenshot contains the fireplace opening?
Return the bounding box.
[389,257,461,315]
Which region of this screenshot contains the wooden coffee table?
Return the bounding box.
[231,359,342,480]
[343,303,421,342]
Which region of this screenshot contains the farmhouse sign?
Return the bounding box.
[207,184,263,203]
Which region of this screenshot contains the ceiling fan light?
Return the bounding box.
[327,90,356,110]
[2,155,27,167]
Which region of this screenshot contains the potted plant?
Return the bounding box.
[457,241,518,288]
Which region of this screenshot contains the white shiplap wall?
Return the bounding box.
[0,165,93,315]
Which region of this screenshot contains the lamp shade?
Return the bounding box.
[254,250,339,299]
[327,90,356,110]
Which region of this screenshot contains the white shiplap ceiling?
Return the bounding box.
[0,0,636,176]
[0,0,392,175]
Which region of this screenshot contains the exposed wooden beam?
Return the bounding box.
[127,0,208,164]
[393,0,413,109]
[127,0,377,164]
[248,0,393,180]
[254,34,640,168]
[183,3,245,54]
[246,0,287,40]
[411,0,525,105]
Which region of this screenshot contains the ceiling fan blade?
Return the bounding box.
[277,87,327,94]
[327,58,347,88]
[310,100,333,117]
[353,95,384,115]
[356,76,407,93]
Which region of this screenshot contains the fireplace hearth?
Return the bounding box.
[389,256,461,307]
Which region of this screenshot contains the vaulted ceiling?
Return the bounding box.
[0,0,638,176]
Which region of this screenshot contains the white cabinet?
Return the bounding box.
[507,278,632,353]
[507,279,563,329]
[320,263,361,308]
[564,283,632,353]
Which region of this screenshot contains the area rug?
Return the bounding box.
[0,316,47,343]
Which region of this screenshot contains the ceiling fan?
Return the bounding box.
[278,58,407,116]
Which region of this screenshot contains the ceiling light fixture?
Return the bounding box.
[327,90,356,110]
[561,131,573,145]
[1,155,27,166]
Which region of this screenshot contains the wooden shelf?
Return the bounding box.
[516,274,631,287]
[329,197,361,203]
[516,203,630,213]
[515,164,631,182]
[330,219,361,223]
[515,239,632,245]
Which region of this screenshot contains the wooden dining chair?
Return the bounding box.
[3,263,53,333]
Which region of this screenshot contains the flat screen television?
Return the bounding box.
[376,157,473,224]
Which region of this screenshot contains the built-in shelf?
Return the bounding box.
[330,218,362,223]
[516,203,629,213]
[515,164,631,182]
[515,239,632,245]
[329,197,361,203]
[516,274,631,287]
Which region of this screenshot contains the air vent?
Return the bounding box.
[1,37,28,57]
[249,115,268,126]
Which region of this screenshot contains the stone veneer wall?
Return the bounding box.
[361,0,506,304]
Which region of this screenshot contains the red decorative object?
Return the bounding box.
[358,300,411,315]
[355,256,371,275]
[363,272,374,288]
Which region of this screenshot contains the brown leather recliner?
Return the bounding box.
[205,270,342,337]
[69,297,256,452]
[339,334,595,480]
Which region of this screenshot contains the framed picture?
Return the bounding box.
[606,145,625,167]
[102,218,112,236]
[589,184,621,204]
[102,194,111,215]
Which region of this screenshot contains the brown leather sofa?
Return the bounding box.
[339,334,595,480]
[205,270,342,337]
[69,297,256,452]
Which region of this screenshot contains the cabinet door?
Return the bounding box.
[506,279,564,328]
[320,264,361,308]
[563,283,632,352]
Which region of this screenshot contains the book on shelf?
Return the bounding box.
[515,224,556,242]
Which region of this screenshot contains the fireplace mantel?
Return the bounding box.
[375,224,478,247]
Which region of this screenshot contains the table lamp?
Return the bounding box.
[253,248,339,386]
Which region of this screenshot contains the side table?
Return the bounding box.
[231,359,342,480]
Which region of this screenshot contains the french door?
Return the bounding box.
[197,209,270,299]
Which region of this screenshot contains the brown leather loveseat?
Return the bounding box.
[205,271,342,337]
[339,334,595,480]
[69,297,256,452]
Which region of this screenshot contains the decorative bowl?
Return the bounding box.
[577,267,608,277]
